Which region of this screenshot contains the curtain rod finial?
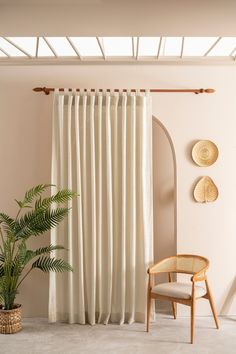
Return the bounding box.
[33,87,51,95]
[205,88,215,93]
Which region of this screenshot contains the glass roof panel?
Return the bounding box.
[0,38,26,56]
[138,37,160,56]
[0,37,235,60]
[0,49,7,57]
[37,38,55,57]
[69,37,102,56]
[160,37,182,56]
[7,37,37,56]
[103,37,132,56]
[207,37,236,56]
[183,37,218,56]
[45,37,77,56]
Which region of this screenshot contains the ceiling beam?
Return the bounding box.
[96,37,106,60]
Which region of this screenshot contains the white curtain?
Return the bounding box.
[49,89,154,325]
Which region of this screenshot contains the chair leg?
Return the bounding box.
[146,293,151,332]
[205,279,219,329]
[191,298,195,344]
[171,302,176,319]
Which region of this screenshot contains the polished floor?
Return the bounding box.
[1,314,236,354]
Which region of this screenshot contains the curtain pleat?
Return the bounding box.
[96,94,103,323]
[49,90,154,325]
[74,94,86,324]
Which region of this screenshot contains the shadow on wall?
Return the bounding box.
[220,276,236,317]
[152,116,177,314]
[152,116,177,263]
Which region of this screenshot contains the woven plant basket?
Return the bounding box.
[0,304,22,334]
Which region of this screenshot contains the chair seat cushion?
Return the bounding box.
[152,282,206,299]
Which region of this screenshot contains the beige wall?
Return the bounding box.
[1,0,236,36]
[0,64,236,317]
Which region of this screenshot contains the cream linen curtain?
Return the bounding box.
[49,89,154,325]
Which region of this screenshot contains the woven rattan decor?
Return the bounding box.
[193,176,218,203]
[192,140,218,167]
[0,305,22,334]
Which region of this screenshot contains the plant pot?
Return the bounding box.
[0,304,22,334]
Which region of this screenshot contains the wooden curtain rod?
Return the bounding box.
[33,87,215,95]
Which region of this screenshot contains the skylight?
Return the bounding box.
[37,38,55,57]
[45,37,77,56]
[160,37,182,56]
[69,37,102,56]
[103,37,132,56]
[0,50,7,57]
[0,37,235,62]
[138,37,161,56]
[183,37,218,56]
[207,37,236,56]
[0,38,26,56]
[7,37,37,56]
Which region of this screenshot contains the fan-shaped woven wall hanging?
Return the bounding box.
[192,140,218,167]
[193,176,218,203]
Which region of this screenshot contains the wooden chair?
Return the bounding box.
[146,254,219,344]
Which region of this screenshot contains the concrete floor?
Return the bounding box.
[1,315,236,354]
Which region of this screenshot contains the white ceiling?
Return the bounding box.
[1,0,236,36]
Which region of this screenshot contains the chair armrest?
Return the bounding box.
[191,271,207,282]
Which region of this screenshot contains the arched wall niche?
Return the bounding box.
[152,116,177,282]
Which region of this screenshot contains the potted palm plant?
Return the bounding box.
[0,184,76,334]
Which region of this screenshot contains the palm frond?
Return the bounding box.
[11,241,27,276]
[0,213,15,236]
[16,184,52,208]
[34,244,66,256]
[32,256,73,272]
[15,245,65,267]
[15,207,70,239]
[35,190,77,211]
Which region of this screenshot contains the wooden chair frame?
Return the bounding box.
[146,254,219,344]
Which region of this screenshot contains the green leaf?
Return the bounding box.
[32,256,73,272]
[0,213,15,236]
[34,244,66,256]
[11,241,27,276]
[15,200,23,208]
[15,207,70,239]
[20,245,66,266]
[35,189,77,211]
[20,184,52,208]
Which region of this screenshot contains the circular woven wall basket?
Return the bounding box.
[192,140,218,167]
[0,305,22,334]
